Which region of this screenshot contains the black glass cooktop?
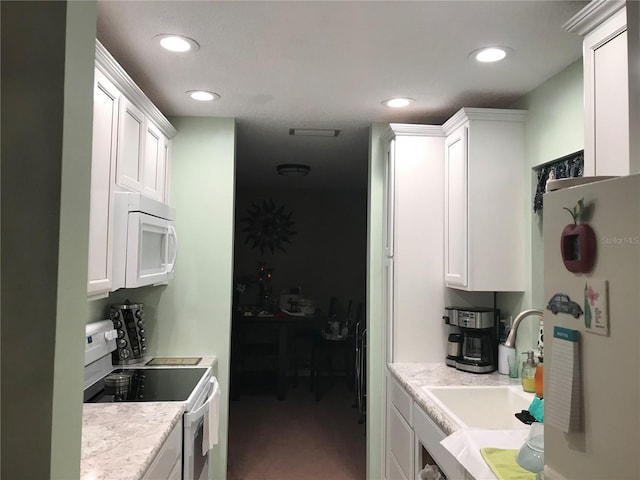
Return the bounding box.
[84,367,208,403]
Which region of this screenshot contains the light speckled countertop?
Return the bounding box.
[81,356,218,480]
[81,402,185,480]
[388,363,520,435]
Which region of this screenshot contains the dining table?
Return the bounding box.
[231,310,327,400]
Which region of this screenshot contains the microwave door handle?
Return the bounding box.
[167,225,178,273]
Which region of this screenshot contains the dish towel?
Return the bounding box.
[480,448,536,480]
[202,377,220,455]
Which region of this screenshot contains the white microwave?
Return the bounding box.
[112,192,177,289]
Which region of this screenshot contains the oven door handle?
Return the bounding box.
[184,377,217,424]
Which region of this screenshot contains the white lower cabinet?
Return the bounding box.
[142,420,182,480]
[386,375,414,480]
[386,373,470,480]
[412,402,468,480]
[388,404,414,480]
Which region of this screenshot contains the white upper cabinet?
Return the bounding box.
[96,40,177,204]
[88,68,120,296]
[444,126,468,287]
[565,1,630,176]
[88,40,177,297]
[117,97,146,194]
[143,121,169,202]
[117,99,169,202]
[442,108,527,292]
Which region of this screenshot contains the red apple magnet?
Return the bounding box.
[561,198,596,273]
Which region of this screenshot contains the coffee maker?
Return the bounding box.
[443,306,498,374]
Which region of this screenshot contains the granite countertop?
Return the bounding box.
[81,402,185,480]
[388,363,520,435]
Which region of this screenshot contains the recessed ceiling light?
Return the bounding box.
[471,47,511,63]
[186,90,220,102]
[382,97,415,108]
[155,34,200,52]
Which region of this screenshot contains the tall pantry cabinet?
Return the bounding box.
[442,108,527,292]
[382,124,446,364]
[383,124,445,480]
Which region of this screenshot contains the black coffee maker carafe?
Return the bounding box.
[443,306,498,373]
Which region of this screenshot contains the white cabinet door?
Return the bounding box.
[387,403,414,480]
[384,258,395,363]
[386,374,414,480]
[584,7,629,176]
[88,69,120,296]
[442,108,526,292]
[444,125,468,288]
[142,420,182,480]
[384,140,396,258]
[142,121,168,201]
[117,96,145,193]
[116,98,171,202]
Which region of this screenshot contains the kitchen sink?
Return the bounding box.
[420,385,534,429]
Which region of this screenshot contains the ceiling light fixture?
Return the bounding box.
[471,46,510,63]
[155,34,200,52]
[289,128,340,137]
[277,164,311,176]
[186,90,220,102]
[382,97,415,108]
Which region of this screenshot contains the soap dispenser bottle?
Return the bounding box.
[521,351,537,393]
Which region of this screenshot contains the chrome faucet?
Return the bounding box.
[504,308,544,348]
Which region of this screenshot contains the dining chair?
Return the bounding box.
[311,299,360,401]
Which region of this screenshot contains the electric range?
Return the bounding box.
[84,367,210,404]
[83,320,217,480]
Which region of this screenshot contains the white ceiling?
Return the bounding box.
[96,0,588,190]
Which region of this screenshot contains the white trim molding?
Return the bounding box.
[563,0,626,36]
[96,40,177,139]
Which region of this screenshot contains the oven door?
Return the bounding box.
[183,377,217,480]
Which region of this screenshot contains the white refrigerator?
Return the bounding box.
[543,174,640,479]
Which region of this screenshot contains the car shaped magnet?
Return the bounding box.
[546,293,583,318]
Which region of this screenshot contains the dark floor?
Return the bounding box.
[227,376,366,480]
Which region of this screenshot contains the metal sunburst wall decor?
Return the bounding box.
[240,199,297,254]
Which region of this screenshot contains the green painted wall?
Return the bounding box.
[367,123,388,480]
[1,1,96,478]
[141,117,236,480]
[51,3,98,478]
[500,59,584,354]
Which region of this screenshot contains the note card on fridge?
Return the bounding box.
[546,326,582,433]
